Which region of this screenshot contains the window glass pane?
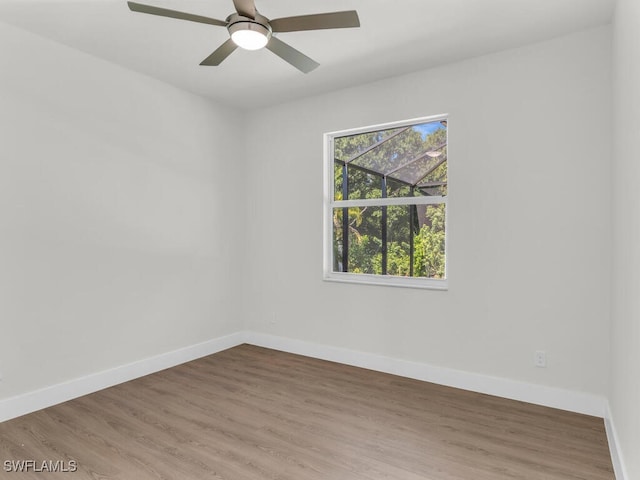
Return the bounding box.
[333,120,447,200]
[332,204,446,279]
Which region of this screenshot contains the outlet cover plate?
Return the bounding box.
[534,350,547,368]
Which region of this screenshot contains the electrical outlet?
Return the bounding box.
[534,350,547,368]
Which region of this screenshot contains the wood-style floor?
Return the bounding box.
[0,345,614,479]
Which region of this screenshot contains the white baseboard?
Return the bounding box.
[604,402,629,480]
[244,332,607,418]
[0,330,609,426]
[0,332,244,423]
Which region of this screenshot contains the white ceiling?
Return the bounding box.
[0,0,615,110]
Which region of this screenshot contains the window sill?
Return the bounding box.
[323,272,448,290]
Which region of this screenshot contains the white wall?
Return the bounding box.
[0,23,244,400]
[611,0,640,477]
[243,27,612,397]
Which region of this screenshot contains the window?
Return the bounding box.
[323,115,448,289]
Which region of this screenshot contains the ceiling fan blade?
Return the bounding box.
[232,0,256,19]
[266,36,319,74]
[200,39,238,66]
[127,2,227,27]
[270,11,360,33]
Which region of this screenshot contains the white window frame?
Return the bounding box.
[323,114,448,290]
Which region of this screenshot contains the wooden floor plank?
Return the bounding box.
[0,345,614,480]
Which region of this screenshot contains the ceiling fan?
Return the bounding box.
[127,0,360,73]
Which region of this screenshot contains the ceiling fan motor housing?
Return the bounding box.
[226,12,272,50]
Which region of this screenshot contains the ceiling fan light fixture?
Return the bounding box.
[229,20,271,50]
